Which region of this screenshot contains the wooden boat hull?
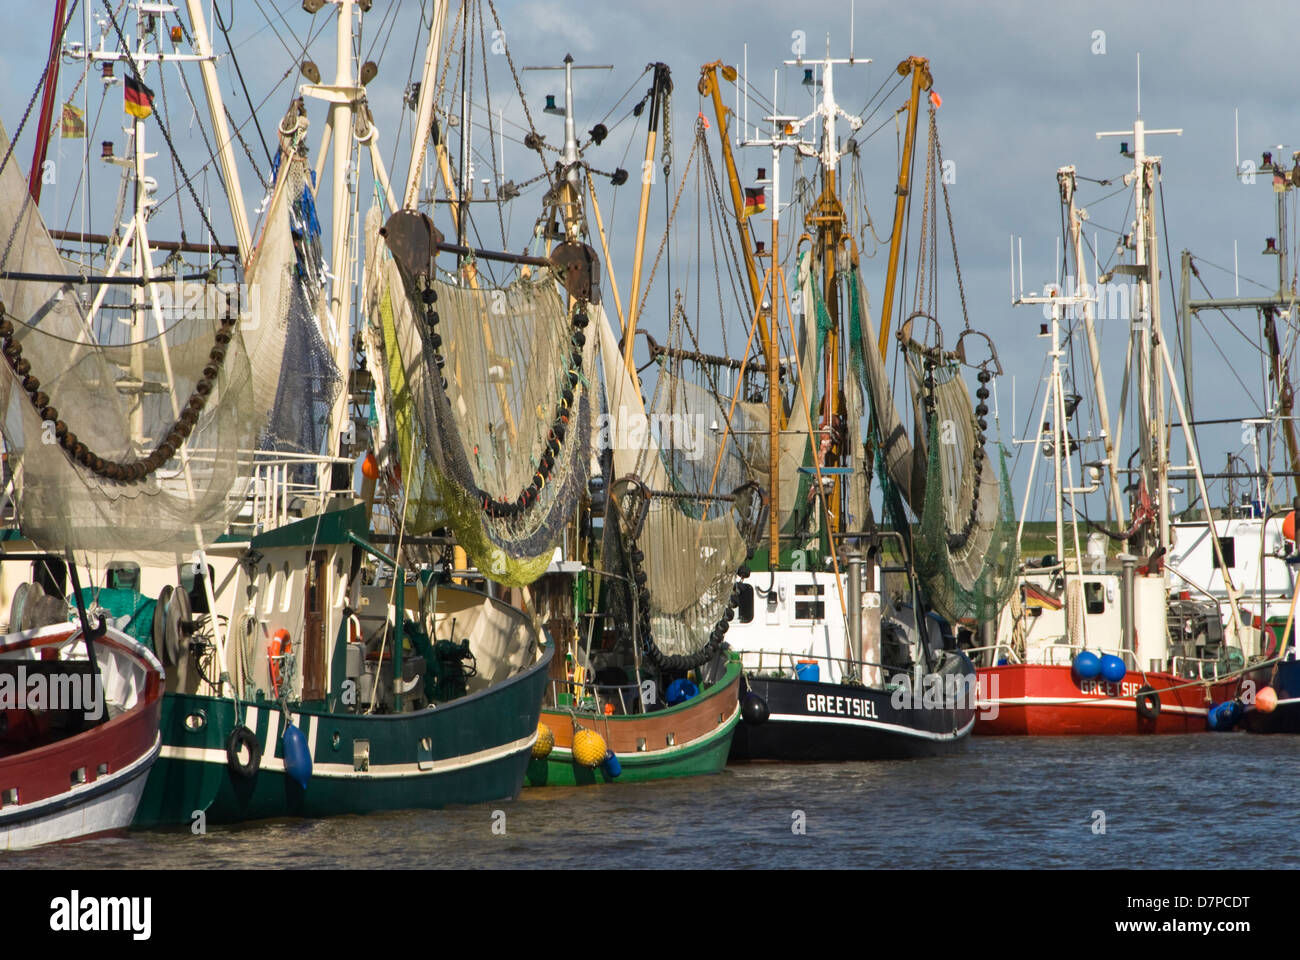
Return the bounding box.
[132,641,552,826]
[0,625,163,851]
[525,659,741,786]
[729,668,976,761]
[974,663,1233,735]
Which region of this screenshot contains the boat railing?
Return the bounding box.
[984,639,1143,670]
[1170,655,1235,682]
[732,647,912,685]
[235,451,355,533]
[962,643,1023,666]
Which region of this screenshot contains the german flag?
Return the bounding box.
[742,186,765,220]
[123,73,155,120]
[1022,583,1062,611]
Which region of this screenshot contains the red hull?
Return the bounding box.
[975,663,1236,735]
[0,624,163,848]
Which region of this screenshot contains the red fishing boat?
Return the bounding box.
[0,563,163,850]
[971,145,1248,735]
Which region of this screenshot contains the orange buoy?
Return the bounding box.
[1256,685,1279,714]
[361,450,380,481]
[1284,511,1296,543]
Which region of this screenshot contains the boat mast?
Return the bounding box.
[875,57,931,361]
[1011,248,1093,613]
[28,0,69,207]
[300,0,399,488]
[1099,71,1246,633]
[1059,165,1125,523]
[786,43,866,535]
[621,63,672,376]
[1096,74,1180,552]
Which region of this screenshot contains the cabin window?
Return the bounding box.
[1,787,17,806]
[105,561,140,592]
[262,565,276,615]
[1084,581,1105,615]
[794,583,825,620]
[1214,537,1236,570]
[794,601,825,620]
[736,583,754,623]
[281,561,294,613]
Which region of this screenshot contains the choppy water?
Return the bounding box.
[5,734,1296,870]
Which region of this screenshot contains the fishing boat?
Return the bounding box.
[0,555,162,849]
[972,106,1244,734]
[0,0,554,827]
[633,47,1011,763]
[1161,145,1300,733]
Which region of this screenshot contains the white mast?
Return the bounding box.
[1095,65,1180,550]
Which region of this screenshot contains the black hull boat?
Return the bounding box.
[730,654,977,762]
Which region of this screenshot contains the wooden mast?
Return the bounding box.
[28,0,68,206]
[622,63,671,376]
[876,57,931,361]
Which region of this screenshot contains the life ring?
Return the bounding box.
[226,725,261,779]
[1135,685,1161,721]
[268,628,292,697]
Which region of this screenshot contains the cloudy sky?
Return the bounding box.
[2,0,1296,527]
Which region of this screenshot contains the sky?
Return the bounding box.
[2,0,1298,529]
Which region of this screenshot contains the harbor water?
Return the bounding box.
[4,733,1293,870]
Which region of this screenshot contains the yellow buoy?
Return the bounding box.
[572,728,606,768]
[532,722,555,758]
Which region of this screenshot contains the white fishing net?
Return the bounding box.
[0,120,301,552]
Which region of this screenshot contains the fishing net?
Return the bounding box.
[651,252,824,541]
[0,120,303,552]
[261,153,339,465]
[848,265,1016,624]
[595,305,755,660]
[365,209,591,586]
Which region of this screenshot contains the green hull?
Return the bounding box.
[524,659,741,787]
[133,643,553,826]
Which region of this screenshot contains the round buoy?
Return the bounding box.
[1285,511,1296,543]
[1256,686,1279,714]
[532,721,554,758]
[361,450,380,481]
[1099,654,1126,684]
[572,728,607,768]
[1073,650,1101,681]
[741,692,769,725]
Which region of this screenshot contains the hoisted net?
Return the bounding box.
[651,251,823,538]
[261,151,339,463]
[365,209,592,586]
[908,359,1019,624]
[595,305,753,660]
[848,265,1016,624]
[0,120,301,552]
